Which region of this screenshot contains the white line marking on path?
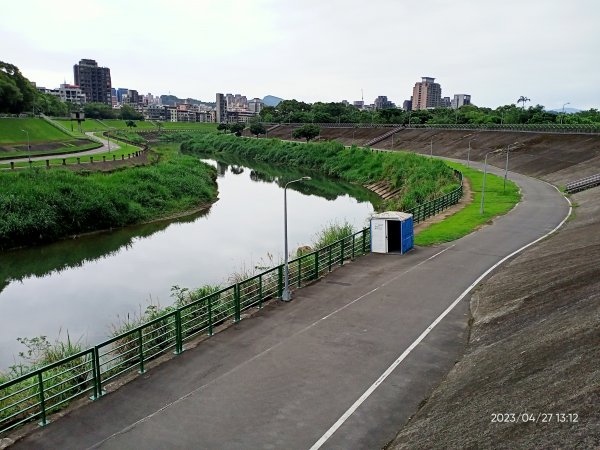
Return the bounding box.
[309,191,572,450]
[87,246,455,449]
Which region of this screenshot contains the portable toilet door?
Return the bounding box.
[401,215,414,254]
[370,217,388,253]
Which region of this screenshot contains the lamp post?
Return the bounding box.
[282,176,312,301]
[468,138,476,167]
[480,150,495,215]
[21,129,30,164]
[504,143,517,192]
[107,131,111,152]
[561,102,570,124]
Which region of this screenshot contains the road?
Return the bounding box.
[13,163,570,449]
[1,132,121,165]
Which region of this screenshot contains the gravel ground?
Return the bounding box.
[387,186,600,449]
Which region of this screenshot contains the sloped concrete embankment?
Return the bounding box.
[388,186,600,449]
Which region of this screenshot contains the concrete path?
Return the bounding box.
[13,164,570,449]
[1,132,121,165]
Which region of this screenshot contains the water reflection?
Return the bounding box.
[0,156,377,369]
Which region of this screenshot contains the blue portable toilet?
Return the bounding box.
[370,211,414,254]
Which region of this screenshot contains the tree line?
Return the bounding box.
[259,100,600,126]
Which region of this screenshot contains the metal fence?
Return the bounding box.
[565,173,600,193]
[407,169,463,224]
[0,168,464,435]
[0,228,371,434]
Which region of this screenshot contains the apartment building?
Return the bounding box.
[411,77,442,110]
[73,59,112,104]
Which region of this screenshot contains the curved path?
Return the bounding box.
[13,163,570,449]
[1,132,121,164]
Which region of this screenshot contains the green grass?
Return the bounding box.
[0,118,72,143]
[55,118,109,133]
[101,119,157,130]
[0,143,217,249]
[159,122,217,131]
[414,162,521,245]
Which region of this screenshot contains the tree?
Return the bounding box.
[217,123,230,133]
[249,122,266,137]
[126,120,137,129]
[229,122,245,136]
[0,61,37,114]
[517,96,531,110]
[84,102,116,119]
[120,104,143,120]
[292,124,320,142]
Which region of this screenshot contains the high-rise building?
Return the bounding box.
[411,77,442,110]
[73,59,112,104]
[374,95,395,110]
[451,94,471,109]
[216,93,227,123]
[248,98,264,114]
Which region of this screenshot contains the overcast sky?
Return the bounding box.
[2,0,599,109]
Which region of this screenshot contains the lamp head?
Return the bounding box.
[302,176,311,181]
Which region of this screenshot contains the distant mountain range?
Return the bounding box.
[160,94,215,107]
[262,95,283,107]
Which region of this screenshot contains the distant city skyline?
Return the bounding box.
[2,0,599,110]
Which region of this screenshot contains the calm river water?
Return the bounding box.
[0,157,378,369]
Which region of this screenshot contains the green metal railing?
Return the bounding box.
[0,169,464,435]
[407,169,463,224]
[0,228,371,435]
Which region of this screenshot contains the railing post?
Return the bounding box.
[258,275,263,308]
[298,257,302,287]
[328,246,333,271]
[363,229,367,253]
[91,346,103,399]
[174,310,182,354]
[314,251,319,279]
[138,329,145,374]
[94,345,102,398]
[208,295,213,336]
[277,266,283,298]
[340,238,344,266]
[352,234,356,260]
[234,283,241,322]
[37,372,48,426]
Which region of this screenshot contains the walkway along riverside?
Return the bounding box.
[0,171,464,435]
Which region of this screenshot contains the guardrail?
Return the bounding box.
[0,169,464,435]
[264,122,600,135]
[0,228,371,434]
[565,173,600,193]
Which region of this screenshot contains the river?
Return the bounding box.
[0,156,379,370]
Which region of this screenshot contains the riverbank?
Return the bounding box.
[0,143,218,250]
[179,133,460,211]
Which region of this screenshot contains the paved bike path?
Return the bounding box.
[1,133,120,164]
[14,164,569,449]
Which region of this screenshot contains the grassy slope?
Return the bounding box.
[415,162,521,245]
[181,133,459,211]
[0,118,71,143]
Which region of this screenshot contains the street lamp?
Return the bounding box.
[468,138,477,167]
[21,129,30,164]
[561,102,570,124]
[480,150,496,215]
[282,176,311,301]
[504,143,517,192]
